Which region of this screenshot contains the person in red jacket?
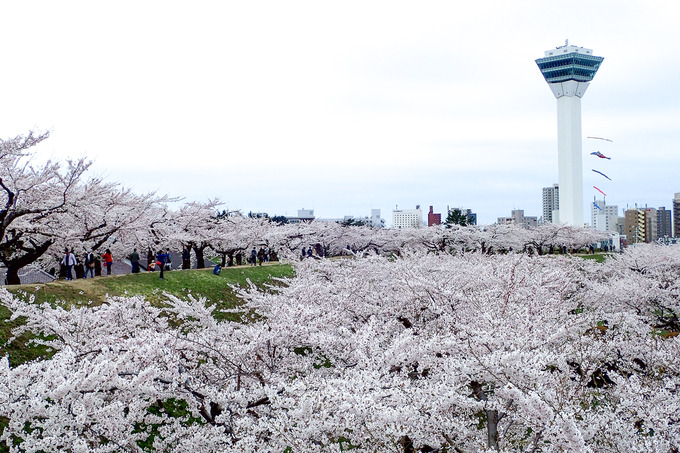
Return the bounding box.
[101,249,113,275]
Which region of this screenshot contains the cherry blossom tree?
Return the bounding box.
[2,244,679,451]
[0,131,90,284]
[0,131,170,283]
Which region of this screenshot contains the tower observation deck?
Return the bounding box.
[536,43,603,226]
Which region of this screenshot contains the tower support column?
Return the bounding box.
[556,95,583,227]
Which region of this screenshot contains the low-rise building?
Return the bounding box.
[497,209,538,228]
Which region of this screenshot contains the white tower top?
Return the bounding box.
[536,44,603,98]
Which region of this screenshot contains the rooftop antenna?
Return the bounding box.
[565,38,569,46]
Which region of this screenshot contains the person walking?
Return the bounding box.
[129,248,140,274]
[257,247,265,266]
[84,250,95,279]
[157,249,169,279]
[62,249,77,281]
[101,249,113,275]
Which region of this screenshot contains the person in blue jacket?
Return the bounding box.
[157,249,169,279]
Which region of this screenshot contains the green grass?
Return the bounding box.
[576,253,610,263]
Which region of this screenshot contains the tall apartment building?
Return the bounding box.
[674,193,680,238]
[624,208,658,244]
[393,205,423,229]
[591,199,619,232]
[542,184,559,224]
[657,207,672,239]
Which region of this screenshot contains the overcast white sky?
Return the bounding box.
[2,1,679,225]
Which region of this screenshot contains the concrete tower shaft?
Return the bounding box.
[536,44,603,227]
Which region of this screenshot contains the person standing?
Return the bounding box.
[157,249,169,279]
[129,248,140,274]
[62,249,77,281]
[165,248,172,271]
[250,248,257,266]
[84,250,95,279]
[182,245,191,270]
[101,249,113,275]
[147,249,155,271]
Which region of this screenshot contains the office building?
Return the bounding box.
[657,207,672,240]
[393,205,423,229]
[591,199,619,232]
[674,193,680,237]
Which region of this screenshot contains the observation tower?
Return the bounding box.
[536,41,603,226]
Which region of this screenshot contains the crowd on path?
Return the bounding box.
[56,244,280,282]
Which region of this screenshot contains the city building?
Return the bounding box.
[497,209,538,228]
[536,42,604,226]
[288,208,315,224]
[657,207,672,240]
[393,205,423,229]
[591,198,619,232]
[674,193,680,238]
[370,209,382,228]
[314,209,383,227]
[428,206,442,226]
[624,208,658,244]
[542,184,559,224]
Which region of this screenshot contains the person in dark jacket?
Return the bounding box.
[129,248,140,274]
[157,250,169,279]
[182,245,191,270]
[84,251,95,279]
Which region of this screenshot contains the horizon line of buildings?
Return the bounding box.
[268,189,680,244]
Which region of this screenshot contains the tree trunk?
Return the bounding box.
[5,264,20,285]
[471,380,500,451]
[193,245,206,269]
[486,408,499,450]
[1,239,53,285]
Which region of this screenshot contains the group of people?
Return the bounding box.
[249,247,270,266]
[59,244,278,281]
[59,247,179,281]
[60,248,113,280]
[300,246,323,260]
